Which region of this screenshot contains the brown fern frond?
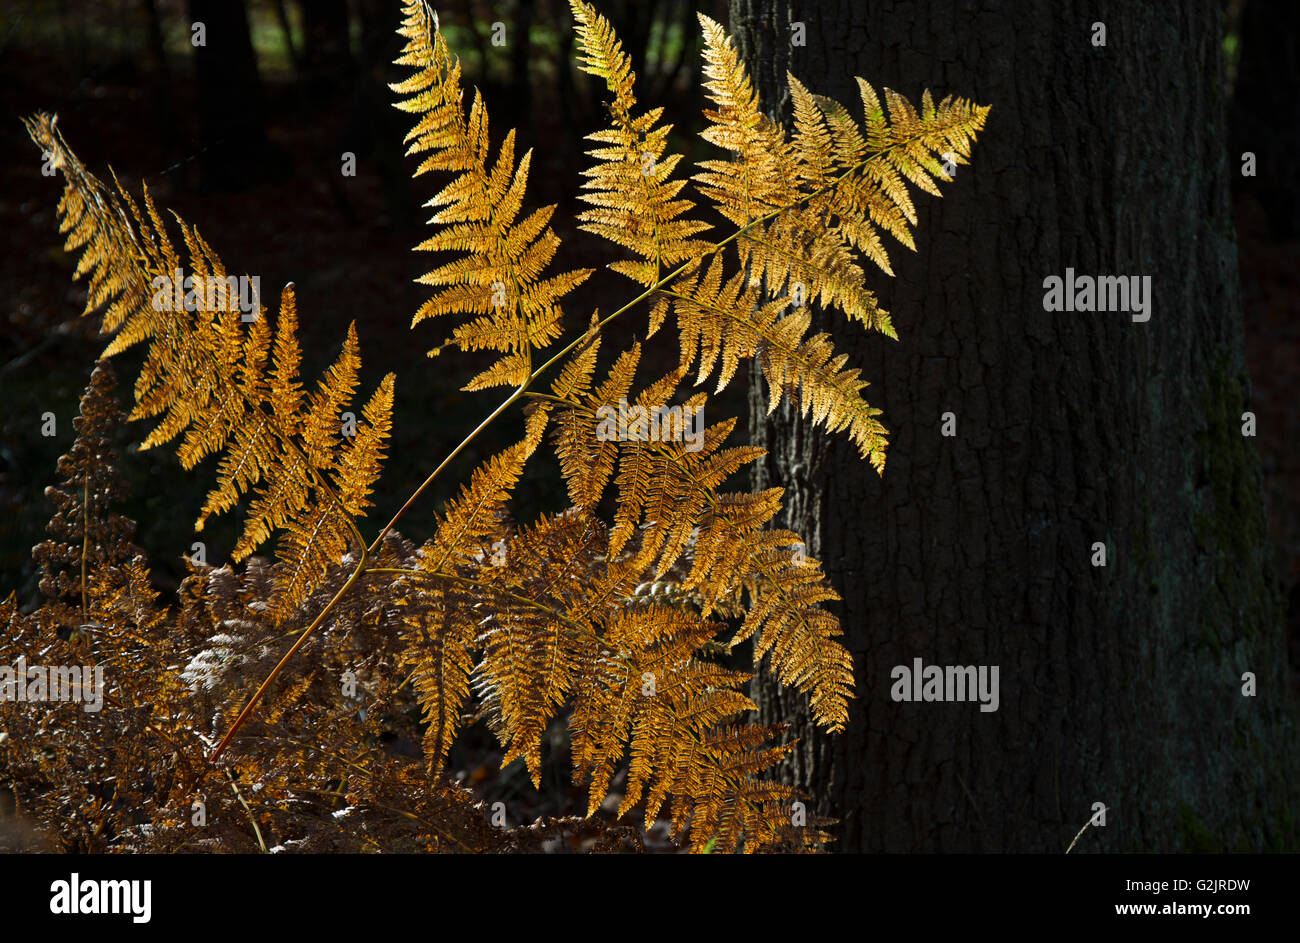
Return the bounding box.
[32,360,142,631]
[392,0,593,386]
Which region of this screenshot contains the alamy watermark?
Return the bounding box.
[595,399,704,452]
[151,268,260,321]
[0,656,103,712]
[1042,268,1151,322]
[50,873,150,923]
[890,657,999,712]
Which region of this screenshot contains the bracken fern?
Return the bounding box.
[4,0,988,853]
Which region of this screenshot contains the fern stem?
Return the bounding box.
[80,479,89,625]
[208,544,369,763]
[366,384,527,555]
[226,770,269,853]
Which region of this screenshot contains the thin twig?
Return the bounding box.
[226,770,269,854]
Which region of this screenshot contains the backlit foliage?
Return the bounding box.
[5,0,987,853]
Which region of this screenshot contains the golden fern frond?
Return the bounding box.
[396,403,561,774]
[695,15,987,310]
[692,14,878,338]
[694,14,800,224]
[543,365,854,730]
[472,508,610,781]
[739,74,987,330]
[717,526,853,732]
[570,0,711,291]
[421,440,531,575]
[392,0,593,388]
[270,370,395,616]
[664,252,889,467]
[446,516,775,843]
[477,598,583,779]
[25,114,394,622]
[393,442,534,773]
[404,492,812,846]
[397,507,614,783]
[518,312,603,449]
[668,724,828,852]
[672,19,987,469]
[567,605,753,817]
[617,431,855,733]
[398,584,478,772]
[553,343,641,511]
[26,117,151,337]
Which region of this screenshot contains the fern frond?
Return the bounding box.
[570,0,711,290]
[422,440,531,575]
[665,254,889,467]
[545,368,854,730]
[669,724,827,852]
[26,115,394,621]
[398,583,478,772]
[678,20,988,468]
[694,14,800,224]
[568,605,753,816]
[392,0,593,386]
[553,343,641,511]
[471,508,611,780]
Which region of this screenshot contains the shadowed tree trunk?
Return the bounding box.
[1230,0,1300,240]
[188,0,290,191]
[733,0,1299,852]
[298,0,354,99]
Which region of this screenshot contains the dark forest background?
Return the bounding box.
[0,0,1296,849]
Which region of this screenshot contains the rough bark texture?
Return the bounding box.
[733,0,1298,852]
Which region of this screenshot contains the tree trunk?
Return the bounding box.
[189,0,290,192]
[298,0,353,99]
[1230,0,1300,240]
[733,0,1299,852]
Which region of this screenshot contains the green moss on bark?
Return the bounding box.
[1192,356,1277,643]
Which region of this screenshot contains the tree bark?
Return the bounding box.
[1230,0,1300,240]
[733,0,1299,852]
[298,0,354,99]
[188,0,290,191]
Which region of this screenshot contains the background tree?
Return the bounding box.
[297,0,354,99]
[188,0,289,191]
[732,0,1299,852]
[1230,0,1299,241]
